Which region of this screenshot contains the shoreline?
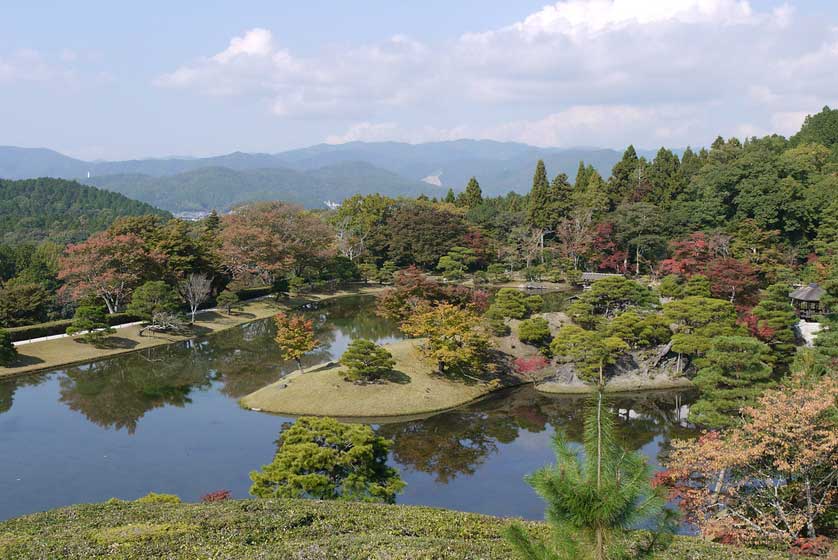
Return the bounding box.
[240,338,695,421]
[0,285,385,381]
[240,338,531,421]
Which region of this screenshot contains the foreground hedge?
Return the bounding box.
[5,313,141,342]
[0,498,788,559]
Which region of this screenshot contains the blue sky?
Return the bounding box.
[2,1,837,159]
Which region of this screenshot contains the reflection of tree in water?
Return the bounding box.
[0,373,47,415]
[58,343,213,434]
[306,295,402,342]
[380,387,697,484]
[379,411,518,483]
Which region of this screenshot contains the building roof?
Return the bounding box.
[790,283,824,302]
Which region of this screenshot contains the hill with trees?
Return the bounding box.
[0,177,170,243]
[0,141,661,210]
[86,162,435,211]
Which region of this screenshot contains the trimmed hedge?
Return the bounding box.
[6,287,272,343]
[6,313,141,343]
[0,498,789,559]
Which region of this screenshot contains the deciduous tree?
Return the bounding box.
[273,312,319,373]
[400,304,489,375]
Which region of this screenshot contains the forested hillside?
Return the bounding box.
[0,178,170,243]
[87,162,434,211]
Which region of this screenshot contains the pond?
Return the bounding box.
[0,295,696,522]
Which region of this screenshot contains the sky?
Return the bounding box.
[2,0,838,160]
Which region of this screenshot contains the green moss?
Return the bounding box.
[134,492,181,504]
[0,498,790,559]
[90,522,195,545]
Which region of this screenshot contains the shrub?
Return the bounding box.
[216,290,239,314]
[513,355,549,374]
[127,281,181,321]
[524,295,543,314]
[200,490,232,503]
[0,328,17,366]
[134,492,181,504]
[518,317,552,346]
[487,263,508,283]
[66,305,114,346]
[340,339,396,382]
[492,288,530,319]
[250,416,404,503]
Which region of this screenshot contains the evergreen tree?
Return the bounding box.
[505,392,676,560]
[690,336,774,428]
[216,290,239,314]
[444,188,456,204]
[249,416,405,503]
[549,172,574,223]
[750,282,799,366]
[814,199,838,256]
[0,329,17,366]
[126,280,181,321]
[460,177,483,208]
[66,305,114,346]
[527,160,553,231]
[340,339,396,382]
[607,145,639,208]
[574,160,590,189]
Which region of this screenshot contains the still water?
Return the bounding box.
[0,295,695,521]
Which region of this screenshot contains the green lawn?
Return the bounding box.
[0,498,788,559]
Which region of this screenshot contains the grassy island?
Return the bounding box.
[241,338,527,421]
[0,498,786,560]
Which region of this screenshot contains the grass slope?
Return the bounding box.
[0,498,787,559]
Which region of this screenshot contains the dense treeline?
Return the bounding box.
[0,177,170,244]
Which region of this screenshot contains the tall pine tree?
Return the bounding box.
[460,176,483,208]
[690,336,774,428]
[505,391,676,560]
[606,145,639,209]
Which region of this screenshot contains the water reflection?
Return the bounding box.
[3,295,403,431]
[0,294,696,523]
[382,387,696,485]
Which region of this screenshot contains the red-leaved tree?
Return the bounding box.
[58,232,164,313]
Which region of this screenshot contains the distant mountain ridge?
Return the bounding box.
[0,141,666,212]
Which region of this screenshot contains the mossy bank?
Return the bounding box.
[0,498,788,560]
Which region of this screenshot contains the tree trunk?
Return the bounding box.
[805,477,816,538]
[636,245,641,276]
[595,390,604,560]
[296,359,304,374]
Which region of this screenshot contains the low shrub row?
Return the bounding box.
[0,498,788,559]
[5,286,274,343]
[5,313,141,342]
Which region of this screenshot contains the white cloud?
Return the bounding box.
[156,1,838,147]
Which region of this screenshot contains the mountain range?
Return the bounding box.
[0,141,662,212]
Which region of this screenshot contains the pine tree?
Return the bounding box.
[815,199,838,256]
[574,160,590,190]
[750,282,798,367]
[460,177,483,208]
[607,145,639,208]
[340,339,396,382]
[528,160,554,261]
[527,160,552,230]
[549,172,574,223]
[444,188,456,204]
[0,328,17,366]
[690,336,774,428]
[505,392,676,560]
